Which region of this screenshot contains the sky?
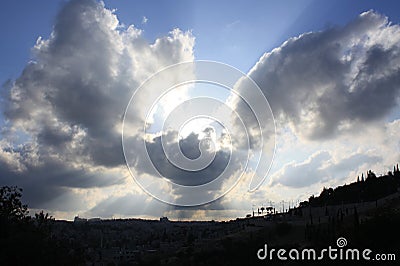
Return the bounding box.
[1,0,400,220]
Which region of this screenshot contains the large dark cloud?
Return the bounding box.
[0,149,125,209]
[0,0,195,211]
[3,0,194,162]
[144,132,232,186]
[248,11,400,139]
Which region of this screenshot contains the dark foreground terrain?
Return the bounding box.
[1,168,400,265]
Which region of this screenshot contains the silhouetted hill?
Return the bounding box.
[2,165,400,265]
[300,166,400,208]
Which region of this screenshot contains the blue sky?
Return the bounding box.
[1,0,400,220]
[2,0,400,83]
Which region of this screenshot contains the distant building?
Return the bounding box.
[74,216,87,223]
[160,216,169,222]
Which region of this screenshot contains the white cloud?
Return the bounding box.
[269,150,381,188]
[142,16,148,25]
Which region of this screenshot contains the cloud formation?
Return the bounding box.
[0,0,194,209]
[143,132,233,186]
[270,151,382,188]
[248,11,400,139]
[1,2,399,219]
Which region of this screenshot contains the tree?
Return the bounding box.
[367,170,377,180]
[34,210,54,232]
[0,186,83,265]
[0,186,28,222]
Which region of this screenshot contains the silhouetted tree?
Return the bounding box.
[0,186,28,222]
[367,170,376,179]
[0,186,83,265]
[395,164,400,178]
[299,165,400,208]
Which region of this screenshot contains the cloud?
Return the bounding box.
[0,0,194,211]
[270,150,382,188]
[86,187,244,220]
[141,132,233,186]
[87,192,167,218]
[1,2,398,219]
[247,10,400,140]
[122,129,247,206]
[270,151,331,188]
